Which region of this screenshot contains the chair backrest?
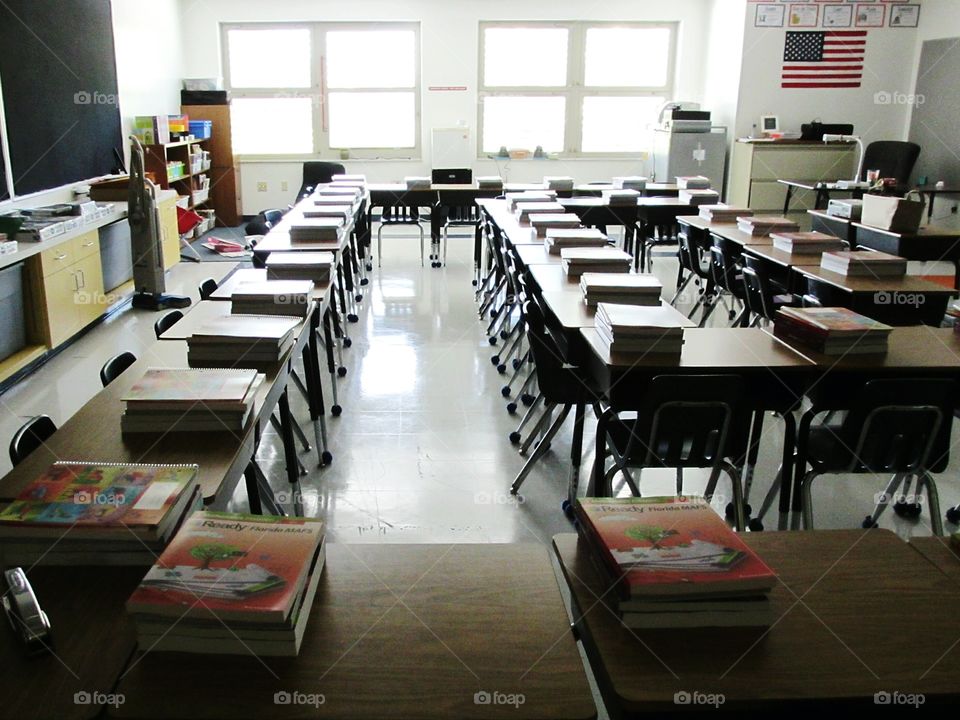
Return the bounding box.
[297,162,346,200]
[100,351,137,387]
[521,300,578,399]
[9,415,57,467]
[741,256,777,321]
[261,208,285,227]
[245,219,270,236]
[678,232,710,280]
[838,379,956,473]
[431,168,472,184]
[198,277,218,301]
[382,205,421,223]
[860,141,921,188]
[708,241,743,298]
[154,310,184,340]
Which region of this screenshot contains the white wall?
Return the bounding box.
[178,0,718,214]
[703,0,746,190]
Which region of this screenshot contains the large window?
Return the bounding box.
[223,23,420,158]
[478,22,675,157]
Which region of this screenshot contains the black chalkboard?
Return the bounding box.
[0,0,122,197]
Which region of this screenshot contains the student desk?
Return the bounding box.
[554,529,960,715]
[909,537,960,584]
[111,543,596,720]
[742,245,830,294]
[808,209,854,245]
[209,268,331,305]
[0,566,143,720]
[634,198,699,270]
[852,223,960,291]
[572,182,679,198]
[778,179,864,214]
[915,184,960,223]
[793,266,952,326]
[525,263,581,292]
[515,244,561,269]
[678,216,775,250]
[558,197,638,250]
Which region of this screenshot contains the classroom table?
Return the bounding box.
[525,263,581,292]
[514,244,560,269]
[778,178,865,213]
[852,222,960,291]
[111,543,596,720]
[554,529,960,715]
[634,198,699,270]
[808,209,855,245]
[572,182,679,198]
[914,183,960,223]
[678,216,775,250]
[558,197,638,248]
[909,536,960,584]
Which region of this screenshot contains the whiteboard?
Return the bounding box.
[431,127,472,168]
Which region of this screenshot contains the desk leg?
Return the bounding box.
[783,185,794,215]
[329,277,347,375]
[302,340,331,466]
[567,403,586,508]
[342,247,359,323]
[277,387,303,514]
[777,410,796,529]
[954,259,960,293]
[244,462,263,515]
[322,308,342,414]
[473,223,482,285]
[790,409,816,529]
[927,193,935,224]
[363,204,374,271]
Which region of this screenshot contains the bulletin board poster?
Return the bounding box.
[755,3,786,28]
[855,4,887,28]
[789,4,820,28]
[823,5,854,28]
[889,4,920,28]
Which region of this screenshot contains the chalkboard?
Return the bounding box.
[909,37,960,186]
[0,0,122,197]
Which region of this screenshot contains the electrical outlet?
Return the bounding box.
[257,182,267,192]
[281,181,289,192]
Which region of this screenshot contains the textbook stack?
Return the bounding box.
[699,205,752,223]
[574,497,777,629]
[560,247,632,277]
[516,201,566,222]
[302,204,352,220]
[477,176,504,189]
[187,315,300,370]
[126,511,326,657]
[331,174,366,183]
[530,213,583,237]
[613,176,647,191]
[602,189,641,206]
[289,217,343,242]
[737,216,800,237]
[773,306,893,355]
[820,250,907,277]
[544,227,608,255]
[544,176,574,192]
[265,251,334,284]
[770,231,846,255]
[330,179,366,189]
[580,273,662,307]
[231,280,314,318]
[678,188,720,206]
[594,304,685,356]
[506,191,557,211]
[314,186,362,202]
[0,462,201,565]
[121,368,263,434]
[404,176,431,190]
[314,195,357,207]
[676,176,711,190]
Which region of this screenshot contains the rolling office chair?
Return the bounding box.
[860,141,920,193]
[296,162,346,202]
[100,352,137,387]
[154,310,184,340]
[9,415,57,467]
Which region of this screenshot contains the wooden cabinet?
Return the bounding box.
[158,195,181,270]
[181,104,242,226]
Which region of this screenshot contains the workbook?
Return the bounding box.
[543,175,574,191]
[265,251,334,283]
[819,249,907,277]
[544,227,609,255]
[187,315,298,369]
[580,273,662,307]
[231,279,314,318]
[773,306,892,355]
[699,205,752,223]
[675,175,711,190]
[678,189,720,206]
[770,231,846,254]
[476,175,503,189]
[560,247,632,277]
[737,216,800,236]
[516,202,566,222]
[302,204,352,220]
[506,191,557,211]
[288,217,343,242]
[529,213,582,236]
[595,303,686,354]
[602,189,641,206]
[612,176,647,191]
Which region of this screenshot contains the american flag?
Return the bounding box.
[781,31,867,89]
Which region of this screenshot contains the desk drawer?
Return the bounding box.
[750,147,854,181]
[38,243,75,277]
[73,230,100,260]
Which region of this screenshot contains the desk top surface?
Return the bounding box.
[852,222,960,240]
[541,293,688,331]
[554,529,960,711]
[678,217,773,246]
[112,543,596,720]
[743,245,833,269]
[794,266,955,294]
[515,245,561,267]
[909,537,960,584]
[209,269,332,304]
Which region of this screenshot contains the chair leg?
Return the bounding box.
[919,472,944,536]
[864,472,906,528]
[520,402,557,455]
[800,470,820,529]
[419,225,425,267]
[510,404,571,495]
[377,224,383,267]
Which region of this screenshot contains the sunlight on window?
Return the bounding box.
[483,28,568,87]
[581,96,661,153]
[227,28,312,88]
[481,96,565,154]
[232,98,314,154]
[584,27,672,87]
[328,92,416,148]
[327,30,416,88]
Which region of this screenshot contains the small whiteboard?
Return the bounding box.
[431,127,472,168]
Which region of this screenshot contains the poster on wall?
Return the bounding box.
[789,4,820,28]
[855,4,886,28]
[755,4,786,28]
[889,4,920,28]
[823,5,854,28]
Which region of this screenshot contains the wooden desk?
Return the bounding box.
[852,222,960,290]
[678,216,774,250]
[112,543,596,720]
[914,184,960,223]
[743,245,833,294]
[778,179,864,214]
[0,567,143,720]
[909,537,960,584]
[808,209,854,245]
[558,197,637,251]
[554,529,960,714]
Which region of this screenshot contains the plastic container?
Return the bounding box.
[188,120,212,139]
[0,263,27,361]
[99,220,133,292]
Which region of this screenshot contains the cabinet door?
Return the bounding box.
[45,268,80,347]
[159,200,181,270]
[74,252,108,326]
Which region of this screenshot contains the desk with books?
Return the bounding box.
[554,528,960,715]
[852,223,960,291]
[808,209,854,245]
[572,182,679,198]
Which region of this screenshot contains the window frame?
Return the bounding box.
[477,21,677,159]
[222,21,422,160]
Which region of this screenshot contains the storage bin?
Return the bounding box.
[189,120,212,139]
[0,263,27,361]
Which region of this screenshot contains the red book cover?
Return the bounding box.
[126,511,324,623]
[575,497,776,598]
[776,307,892,336]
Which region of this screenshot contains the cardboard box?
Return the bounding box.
[861,194,925,234]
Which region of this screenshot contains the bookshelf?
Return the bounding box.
[143,138,211,212]
[181,104,242,227]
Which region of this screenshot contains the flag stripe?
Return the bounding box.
[783,74,863,79]
[782,82,862,88]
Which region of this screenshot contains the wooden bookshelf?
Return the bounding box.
[181,104,242,227]
[143,138,211,211]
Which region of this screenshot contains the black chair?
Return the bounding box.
[590,375,750,530]
[198,277,218,301]
[296,162,346,202]
[245,219,270,236]
[377,205,426,267]
[860,141,920,193]
[100,352,137,387]
[708,241,748,326]
[154,310,184,340]
[9,415,57,467]
[797,378,954,535]
[741,256,796,325]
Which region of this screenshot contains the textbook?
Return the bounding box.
[770,231,845,255]
[676,176,711,190]
[288,217,343,242]
[231,280,314,318]
[544,227,608,255]
[404,176,431,189]
[699,205,752,223]
[476,175,503,189]
[678,189,720,206]
[819,250,907,277]
[602,189,641,206]
[612,176,647,191]
[314,186,361,200]
[529,213,582,236]
[560,247,632,277]
[301,204,352,220]
[506,191,557,211]
[187,315,298,370]
[265,251,334,284]
[516,202,566,222]
[543,175,574,191]
[580,273,662,307]
[737,216,799,237]
[773,306,892,355]
[595,303,686,355]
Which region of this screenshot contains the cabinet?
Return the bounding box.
[143,138,210,211]
[158,194,181,270]
[181,103,242,226]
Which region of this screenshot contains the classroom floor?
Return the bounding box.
[1,226,958,547]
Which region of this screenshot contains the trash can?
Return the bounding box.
[0,262,27,361]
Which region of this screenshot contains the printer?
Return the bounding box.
[658,102,713,133]
[827,199,864,221]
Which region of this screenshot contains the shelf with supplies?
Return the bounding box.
[143,138,212,212]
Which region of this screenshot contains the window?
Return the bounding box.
[223,23,420,158]
[478,22,675,157]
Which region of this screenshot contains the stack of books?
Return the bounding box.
[121,368,263,434]
[560,247,632,277]
[516,201,566,223]
[265,251,334,284]
[126,511,326,657]
[773,306,893,355]
[676,175,711,190]
[595,304,686,355]
[679,189,720,206]
[699,205,752,223]
[544,227,608,255]
[331,173,366,183]
[543,176,574,192]
[602,189,641,206]
[574,497,777,629]
[0,462,201,565]
[771,231,846,255]
[314,186,361,202]
[506,191,557,210]
[231,280,314,318]
[580,273,662,307]
[314,195,357,207]
[330,179,366,189]
[302,205,352,220]
[613,176,647,191]
[737,216,800,237]
[530,213,583,237]
[187,315,300,370]
[289,218,343,242]
[476,176,503,189]
[404,176,431,189]
[820,250,907,277]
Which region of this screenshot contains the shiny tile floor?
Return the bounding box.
[1,226,959,546]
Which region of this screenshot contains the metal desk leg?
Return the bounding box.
[277,388,303,514]
[244,462,263,515]
[302,340,331,466]
[322,308,342,414]
[783,185,795,215]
